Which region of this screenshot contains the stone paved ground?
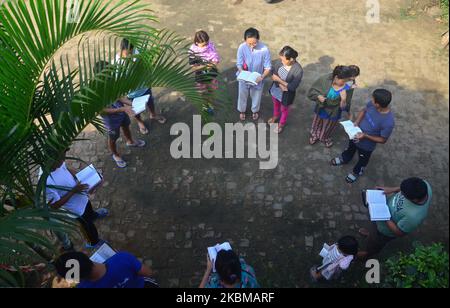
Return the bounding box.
[66,0,449,287]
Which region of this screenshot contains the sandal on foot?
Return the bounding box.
[324,139,334,148]
[267,117,279,124]
[331,157,345,166]
[274,125,284,134]
[345,173,359,184]
[252,112,260,121]
[151,115,167,124]
[95,208,109,220]
[239,113,246,121]
[309,136,319,145]
[112,155,127,168]
[139,126,149,135]
[127,139,146,148]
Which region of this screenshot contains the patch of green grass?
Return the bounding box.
[399,7,418,20]
[441,0,449,21]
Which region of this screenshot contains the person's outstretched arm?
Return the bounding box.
[199,255,213,288]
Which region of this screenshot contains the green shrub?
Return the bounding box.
[385,243,449,288]
[441,0,449,21]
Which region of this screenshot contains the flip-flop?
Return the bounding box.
[239,113,246,121]
[267,117,279,124]
[139,126,149,135]
[95,208,109,220]
[274,125,284,134]
[252,113,260,121]
[151,115,167,124]
[112,155,127,168]
[127,139,146,148]
[346,173,359,184]
[324,139,334,148]
[331,157,345,166]
[309,136,319,145]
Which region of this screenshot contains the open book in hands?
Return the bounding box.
[207,242,232,272]
[319,243,332,258]
[237,71,262,86]
[90,242,116,264]
[132,94,150,115]
[76,164,102,192]
[340,120,363,140]
[366,190,391,221]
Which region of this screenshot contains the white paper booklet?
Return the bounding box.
[132,94,150,115]
[90,242,117,263]
[319,243,331,258]
[207,242,232,272]
[366,190,391,221]
[237,71,261,86]
[340,120,363,139]
[75,164,102,190]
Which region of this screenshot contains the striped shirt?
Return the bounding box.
[270,65,291,101]
[322,244,343,266]
[320,244,354,280]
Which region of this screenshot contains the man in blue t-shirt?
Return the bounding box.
[331,89,395,183]
[55,251,157,288]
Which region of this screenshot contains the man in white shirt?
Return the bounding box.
[44,151,108,248]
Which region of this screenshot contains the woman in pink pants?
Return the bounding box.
[268,46,304,133]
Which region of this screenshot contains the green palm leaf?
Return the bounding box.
[1,0,215,287]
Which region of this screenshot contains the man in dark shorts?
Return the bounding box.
[94,60,147,168]
[101,98,146,168]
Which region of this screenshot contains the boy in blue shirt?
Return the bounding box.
[55,251,157,288]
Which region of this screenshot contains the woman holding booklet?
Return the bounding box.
[268,46,303,134]
[307,66,354,148]
[199,249,260,288]
[236,28,272,121]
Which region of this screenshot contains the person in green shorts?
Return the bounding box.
[358,177,432,259]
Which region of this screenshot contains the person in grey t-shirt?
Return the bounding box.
[331,89,395,183]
